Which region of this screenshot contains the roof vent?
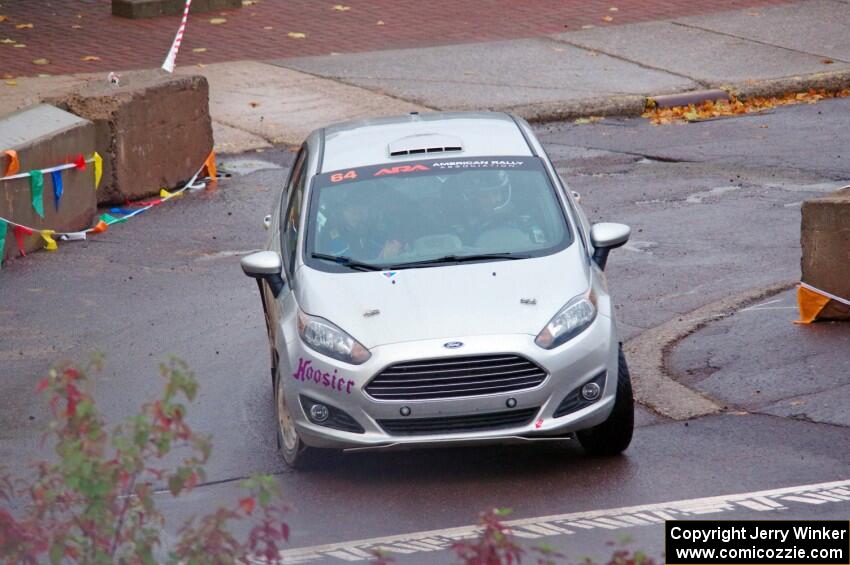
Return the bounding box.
[388,133,464,157]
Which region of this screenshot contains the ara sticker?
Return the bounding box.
[292,358,355,394]
[534,418,544,429]
[374,164,429,176]
[382,271,397,279]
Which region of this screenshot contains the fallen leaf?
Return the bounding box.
[551,47,565,52]
[196,63,206,68]
[192,47,208,53]
[242,0,258,4]
[13,43,25,48]
[37,73,50,78]
[2,73,13,78]
[1,38,15,44]
[249,101,260,107]
[747,11,761,16]
[602,15,614,22]
[263,26,273,30]
[32,58,48,65]
[642,88,850,125]
[609,6,619,10]
[586,50,599,56]
[0,15,7,22]
[581,24,595,29]
[80,55,100,61]
[71,24,82,29]
[376,20,385,25]
[4,79,17,86]
[209,17,227,24]
[15,23,34,29]
[822,58,834,64]
[574,116,603,124]
[332,4,351,10]
[287,31,306,39]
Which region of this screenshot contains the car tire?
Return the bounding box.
[577,345,634,456]
[273,358,320,470]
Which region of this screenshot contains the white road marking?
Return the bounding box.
[277,479,850,563]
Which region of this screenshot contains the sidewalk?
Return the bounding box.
[2,0,849,153]
[0,0,794,77]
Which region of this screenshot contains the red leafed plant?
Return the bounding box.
[0,356,288,564]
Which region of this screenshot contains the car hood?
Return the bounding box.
[295,245,589,348]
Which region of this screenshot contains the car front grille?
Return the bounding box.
[365,354,547,400]
[377,407,539,436]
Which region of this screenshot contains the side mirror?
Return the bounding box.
[241,251,286,296]
[590,222,630,271]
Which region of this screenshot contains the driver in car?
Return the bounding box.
[459,170,519,242]
[321,191,403,261]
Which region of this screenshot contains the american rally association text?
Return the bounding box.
[669,525,848,545]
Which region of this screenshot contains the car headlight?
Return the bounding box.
[534,292,597,349]
[297,309,371,365]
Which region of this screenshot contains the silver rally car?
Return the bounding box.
[241,111,634,468]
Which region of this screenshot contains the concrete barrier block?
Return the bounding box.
[51,70,213,205]
[113,0,241,19]
[801,187,850,320]
[0,104,97,263]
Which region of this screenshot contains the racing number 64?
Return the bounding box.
[330,170,358,183]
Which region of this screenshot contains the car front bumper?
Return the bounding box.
[280,313,619,450]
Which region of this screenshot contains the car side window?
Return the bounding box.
[282,148,308,278]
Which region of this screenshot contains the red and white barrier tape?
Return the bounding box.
[161,0,193,73]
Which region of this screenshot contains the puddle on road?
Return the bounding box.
[623,240,659,254]
[686,185,741,203]
[195,249,262,262]
[218,158,284,176]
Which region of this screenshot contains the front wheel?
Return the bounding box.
[577,345,634,456]
[274,362,320,469]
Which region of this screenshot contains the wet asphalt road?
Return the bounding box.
[2,98,849,562]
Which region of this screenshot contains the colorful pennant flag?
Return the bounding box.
[30,170,44,218]
[40,230,57,251]
[0,220,7,268]
[59,231,87,241]
[50,170,63,211]
[73,154,86,170]
[91,220,108,234]
[203,151,217,182]
[93,151,103,189]
[12,225,32,256]
[160,188,183,200]
[3,150,19,177]
[100,213,127,226]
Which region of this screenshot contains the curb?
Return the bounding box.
[507,95,647,123]
[624,281,795,421]
[719,68,850,100]
[649,89,730,108]
[517,69,850,125]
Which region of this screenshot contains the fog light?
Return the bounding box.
[309,403,329,423]
[506,398,517,408]
[581,382,601,401]
[400,406,411,417]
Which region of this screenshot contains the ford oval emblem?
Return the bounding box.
[443,341,464,349]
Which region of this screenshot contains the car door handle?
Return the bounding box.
[263,214,272,230]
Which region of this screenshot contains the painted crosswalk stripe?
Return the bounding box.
[277,479,850,563]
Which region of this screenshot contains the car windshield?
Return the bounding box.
[305,156,572,271]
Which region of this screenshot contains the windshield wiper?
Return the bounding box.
[311,253,383,272]
[389,252,530,269]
